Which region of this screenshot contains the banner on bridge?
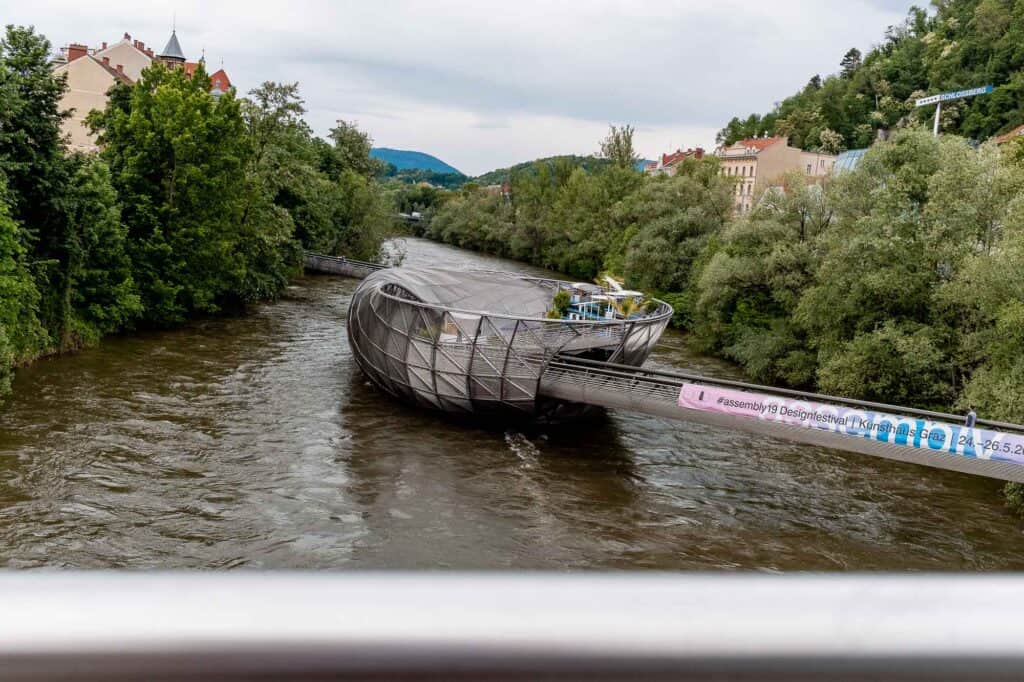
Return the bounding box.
[677,383,1024,466]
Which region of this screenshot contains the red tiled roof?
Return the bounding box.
[183,61,200,77]
[662,150,686,166]
[659,147,705,167]
[995,124,1024,145]
[737,136,783,151]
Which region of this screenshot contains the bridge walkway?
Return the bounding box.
[539,355,1024,483]
[303,252,385,279]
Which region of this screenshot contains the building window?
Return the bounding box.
[806,164,812,174]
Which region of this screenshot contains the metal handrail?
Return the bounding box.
[304,251,386,270]
[549,355,1024,434]
[366,271,674,328]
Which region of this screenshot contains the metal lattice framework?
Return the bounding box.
[347,267,672,416]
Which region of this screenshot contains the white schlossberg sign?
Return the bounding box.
[915,85,993,107]
[677,383,1024,467]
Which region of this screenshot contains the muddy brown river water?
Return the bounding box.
[1,237,1022,569]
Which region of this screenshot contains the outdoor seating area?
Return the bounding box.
[563,282,650,321]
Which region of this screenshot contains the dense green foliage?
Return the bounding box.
[718,0,1024,150]
[0,25,391,397]
[599,124,639,169]
[471,155,614,186]
[379,165,466,189]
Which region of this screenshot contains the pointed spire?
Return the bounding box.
[160,29,186,62]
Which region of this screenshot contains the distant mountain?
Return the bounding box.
[473,155,614,185]
[370,148,464,176]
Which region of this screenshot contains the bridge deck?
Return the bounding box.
[304,252,385,279]
[539,356,1024,483]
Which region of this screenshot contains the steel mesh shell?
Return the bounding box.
[347,267,672,417]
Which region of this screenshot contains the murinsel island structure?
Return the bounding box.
[347,266,672,420]
[324,254,1024,486]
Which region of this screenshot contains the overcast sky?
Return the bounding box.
[6,0,915,175]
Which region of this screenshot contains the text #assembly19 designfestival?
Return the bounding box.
[678,383,1024,464]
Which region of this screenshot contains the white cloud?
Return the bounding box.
[4,0,913,174]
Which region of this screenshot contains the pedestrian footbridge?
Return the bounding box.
[541,355,1024,484]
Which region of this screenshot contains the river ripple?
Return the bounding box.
[0,237,1021,569]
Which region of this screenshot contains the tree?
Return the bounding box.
[0,25,75,340]
[775,108,824,151]
[60,158,141,345]
[692,172,831,385]
[90,63,253,325]
[0,180,46,395]
[0,25,68,247]
[716,113,774,146]
[840,48,862,78]
[327,120,383,178]
[599,124,638,169]
[617,156,732,292]
[972,0,1010,42]
[817,128,846,154]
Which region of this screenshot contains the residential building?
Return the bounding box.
[52,45,137,151]
[53,30,233,152]
[714,136,836,214]
[209,68,232,96]
[94,33,155,81]
[643,147,706,176]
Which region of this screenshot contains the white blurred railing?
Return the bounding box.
[2,573,1024,680]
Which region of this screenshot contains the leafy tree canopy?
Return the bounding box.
[717,1,1024,150]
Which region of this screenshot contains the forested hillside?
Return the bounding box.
[718,0,1024,151]
[370,148,463,175]
[0,26,392,397]
[472,155,613,186]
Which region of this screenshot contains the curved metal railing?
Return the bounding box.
[347,269,673,415]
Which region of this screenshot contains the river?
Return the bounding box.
[0,237,1021,569]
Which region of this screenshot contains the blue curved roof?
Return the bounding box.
[833,148,867,174]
